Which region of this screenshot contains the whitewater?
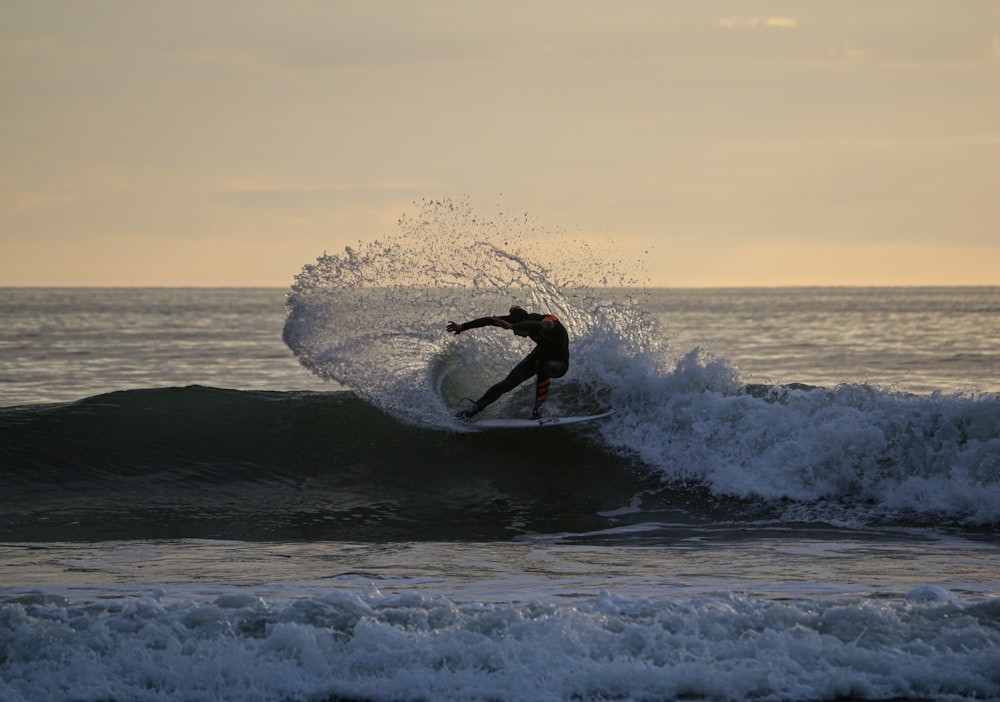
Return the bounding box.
[1,199,999,701]
[281,199,1000,527]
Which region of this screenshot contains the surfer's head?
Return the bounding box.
[508,305,529,323]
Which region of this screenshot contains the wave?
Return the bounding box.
[0,386,654,542]
[279,199,1000,529]
[3,584,998,702]
[598,346,1000,525]
[1,377,997,544]
[4,201,998,540]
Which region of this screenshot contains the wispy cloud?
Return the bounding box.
[1,170,129,213]
[718,17,798,30]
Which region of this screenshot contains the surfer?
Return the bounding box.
[446,305,569,420]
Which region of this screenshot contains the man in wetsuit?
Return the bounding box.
[446,305,570,420]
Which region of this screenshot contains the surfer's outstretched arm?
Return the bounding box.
[446,315,515,335]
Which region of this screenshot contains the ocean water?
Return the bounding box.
[2,212,999,701]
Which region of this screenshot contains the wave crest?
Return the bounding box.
[281,198,1000,525]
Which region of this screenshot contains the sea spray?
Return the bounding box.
[283,197,656,426]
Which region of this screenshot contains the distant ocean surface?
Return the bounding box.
[2,283,999,702]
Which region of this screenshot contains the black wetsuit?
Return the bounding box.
[460,312,569,415]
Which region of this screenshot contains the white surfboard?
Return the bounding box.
[471,411,614,429]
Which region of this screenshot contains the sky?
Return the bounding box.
[1,1,998,287]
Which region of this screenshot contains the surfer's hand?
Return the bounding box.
[446,321,464,335]
[492,316,513,330]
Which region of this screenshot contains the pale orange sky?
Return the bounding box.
[1,1,998,287]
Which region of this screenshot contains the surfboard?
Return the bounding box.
[470,411,614,429]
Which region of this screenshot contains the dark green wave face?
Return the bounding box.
[0,386,657,542]
[3,380,999,543]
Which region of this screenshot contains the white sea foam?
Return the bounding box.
[591,344,1000,524]
[2,585,998,702]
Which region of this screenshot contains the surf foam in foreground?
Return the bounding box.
[3,585,999,702]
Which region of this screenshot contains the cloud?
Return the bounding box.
[765,17,798,29]
[0,36,61,53]
[1,169,129,214]
[718,17,798,30]
[4,189,79,213]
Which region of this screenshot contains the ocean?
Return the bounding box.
[2,232,999,700]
